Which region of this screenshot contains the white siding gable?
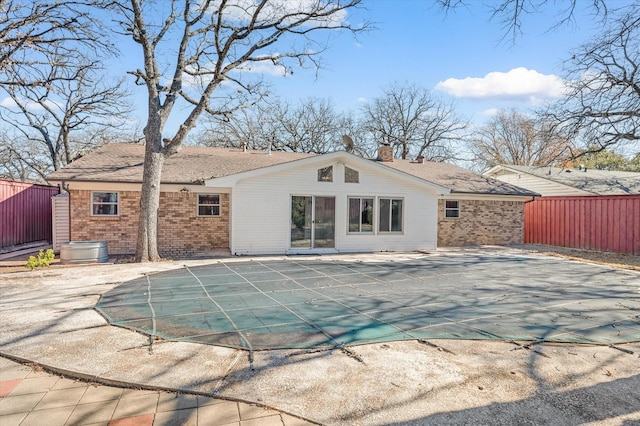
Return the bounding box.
[213,159,440,255]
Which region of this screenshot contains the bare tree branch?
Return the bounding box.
[435,0,609,43]
[115,0,367,261]
[470,109,574,171]
[0,1,116,87]
[361,83,467,161]
[0,57,132,175]
[199,96,364,156]
[544,4,640,156]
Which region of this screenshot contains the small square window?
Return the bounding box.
[91,192,118,216]
[198,194,221,216]
[345,167,359,183]
[318,166,333,182]
[445,200,460,218]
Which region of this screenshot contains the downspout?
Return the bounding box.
[64,181,71,246]
[522,195,538,246]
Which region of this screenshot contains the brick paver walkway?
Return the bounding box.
[0,357,313,426]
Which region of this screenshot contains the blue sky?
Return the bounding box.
[0,0,609,136]
[264,0,604,124]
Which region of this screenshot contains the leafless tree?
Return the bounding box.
[201,98,294,151]
[361,83,467,161]
[111,0,366,262]
[278,98,352,153]
[0,60,132,177]
[0,133,50,181]
[0,1,127,181]
[203,97,361,154]
[437,0,609,42]
[201,106,268,150]
[0,1,115,86]
[470,109,573,171]
[545,4,640,157]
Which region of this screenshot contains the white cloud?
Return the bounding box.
[0,97,17,108]
[480,108,500,117]
[179,57,288,90]
[235,60,288,77]
[0,96,58,111]
[209,0,349,28]
[435,67,565,103]
[357,97,367,103]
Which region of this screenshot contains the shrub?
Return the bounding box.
[25,249,55,270]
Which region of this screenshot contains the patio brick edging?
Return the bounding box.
[0,350,319,425]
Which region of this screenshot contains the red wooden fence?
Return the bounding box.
[0,180,60,248]
[525,195,640,255]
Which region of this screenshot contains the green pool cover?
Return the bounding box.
[96,253,640,351]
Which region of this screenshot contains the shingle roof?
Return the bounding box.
[380,159,538,196]
[47,143,313,184]
[500,165,640,195]
[47,143,537,197]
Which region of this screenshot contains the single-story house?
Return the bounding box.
[47,144,537,257]
[484,164,640,196]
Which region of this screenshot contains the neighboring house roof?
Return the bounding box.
[485,164,640,196]
[382,160,538,196]
[47,143,537,197]
[47,143,313,184]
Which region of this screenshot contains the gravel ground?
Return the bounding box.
[520,245,640,271]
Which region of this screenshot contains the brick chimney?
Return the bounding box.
[377,144,393,162]
[416,155,424,164]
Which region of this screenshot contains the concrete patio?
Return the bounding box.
[1,247,639,425]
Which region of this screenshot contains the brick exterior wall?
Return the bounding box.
[70,190,229,257]
[437,199,525,246]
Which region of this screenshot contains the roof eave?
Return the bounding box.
[450,190,540,197]
[48,177,204,186]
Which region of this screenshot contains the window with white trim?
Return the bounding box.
[348,197,374,233]
[379,198,403,232]
[91,192,118,216]
[198,194,221,216]
[445,200,460,218]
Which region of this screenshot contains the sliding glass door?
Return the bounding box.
[290,196,335,249]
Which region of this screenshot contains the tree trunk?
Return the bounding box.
[135,139,164,262]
